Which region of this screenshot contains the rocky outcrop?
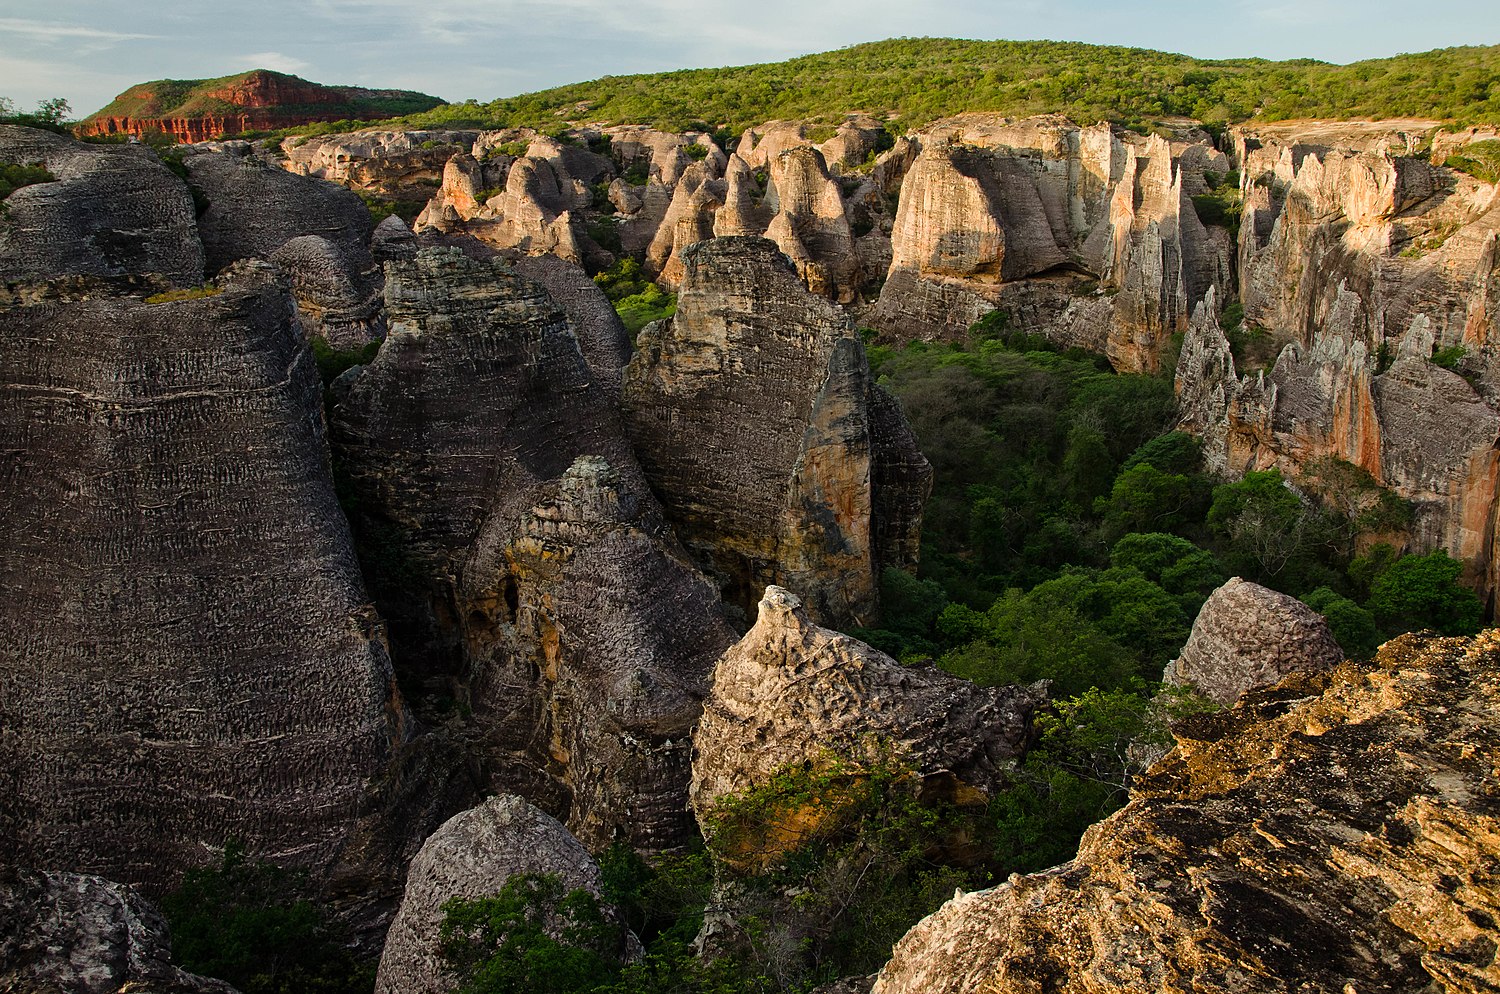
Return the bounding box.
[76,69,442,144]
[1165,577,1345,705]
[416,136,611,266]
[331,248,734,848]
[874,629,1500,994]
[0,125,203,287]
[0,869,237,994]
[183,145,385,344]
[763,145,859,302]
[0,262,410,903]
[691,587,1046,826]
[375,795,618,994]
[620,237,931,628]
[870,118,1234,371]
[282,130,479,199]
[513,254,633,391]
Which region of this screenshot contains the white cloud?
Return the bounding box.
[236,51,312,74]
[0,17,158,44]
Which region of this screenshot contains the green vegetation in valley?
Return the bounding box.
[1445,139,1500,184]
[317,39,1500,137]
[159,842,376,994]
[143,285,222,304]
[594,258,677,334]
[0,161,56,199]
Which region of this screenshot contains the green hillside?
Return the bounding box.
[87,69,442,122]
[383,37,1500,135]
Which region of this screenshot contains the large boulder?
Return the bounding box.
[375,795,618,994]
[691,586,1045,827]
[874,629,1500,994]
[1165,577,1346,705]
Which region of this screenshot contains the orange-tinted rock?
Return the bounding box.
[77,70,442,144]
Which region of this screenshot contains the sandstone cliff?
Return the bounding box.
[620,236,931,628]
[331,248,734,849]
[283,130,479,200]
[77,69,442,144]
[876,628,1500,994]
[0,125,203,287]
[0,261,411,904]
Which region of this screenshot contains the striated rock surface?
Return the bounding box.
[375,795,614,994]
[513,254,633,391]
[1165,577,1345,705]
[621,237,931,628]
[332,248,734,848]
[691,587,1045,822]
[0,125,203,287]
[0,869,237,994]
[874,629,1500,994]
[0,262,409,903]
[762,145,860,302]
[184,146,385,343]
[76,69,442,144]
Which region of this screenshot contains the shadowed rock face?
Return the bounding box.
[0,125,204,287]
[1166,577,1345,705]
[0,261,407,900]
[691,587,1046,827]
[621,237,931,629]
[875,629,1500,994]
[375,794,618,994]
[332,248,734,849]
[513,254,633,393]
[0,870,238,994]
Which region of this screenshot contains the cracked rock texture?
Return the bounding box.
[0,261,410,908]
[0,869,238,994]
[0,125,203,287]
[874,628,1500,994]
[1164,577,1346,705]
[691,586,1046,826]
[621,237,931,628]
[375,794,617,994]
[332,248,733,849]
[184,146,385,344]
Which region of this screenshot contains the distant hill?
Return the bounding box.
[382,37,1500,135]
[76,69,444,143]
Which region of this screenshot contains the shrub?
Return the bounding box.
[0,161,56,199]
[144,285,221,304]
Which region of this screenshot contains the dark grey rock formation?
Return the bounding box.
[0,125,203,287]
[0,260,408,901]
[332,248,734,849]
[621,236,932,628]
[0,869,238,994]
[513,253,633,393]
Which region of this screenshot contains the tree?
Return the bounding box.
[1109,532,1225,614]
[1366,550,1483,637]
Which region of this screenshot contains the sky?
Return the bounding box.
[3,0,1498,119]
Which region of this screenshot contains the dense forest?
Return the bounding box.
[274,38,1500,138]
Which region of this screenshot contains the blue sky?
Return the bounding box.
[3,0,1497,118]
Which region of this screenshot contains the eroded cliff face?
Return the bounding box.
[331,248,735,849]
[0,261,411,904]
[875,629,1500,994]
[620,237,931,628]
[870,117,1233,371]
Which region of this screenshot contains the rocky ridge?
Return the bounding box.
[875,628,1500,994]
